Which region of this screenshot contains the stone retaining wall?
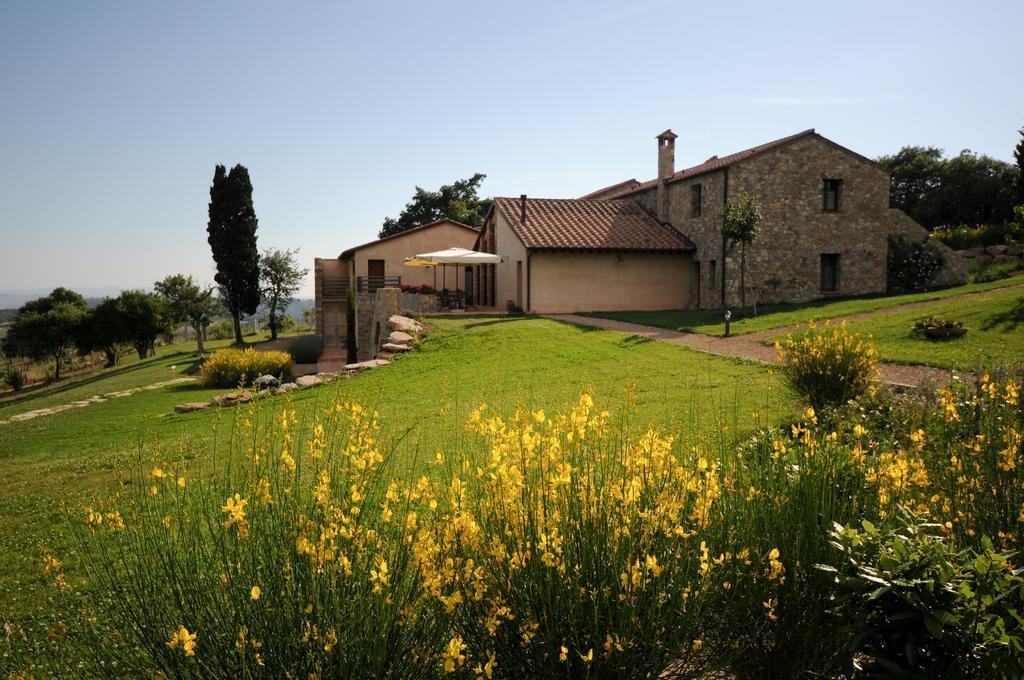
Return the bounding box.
[955,244,1024,268]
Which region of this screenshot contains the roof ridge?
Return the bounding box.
[339,218,480,259]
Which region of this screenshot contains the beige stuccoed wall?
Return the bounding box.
[529,252,691,313]
[347,222,479,289]
[492,212,529,308]
[321,258,345,278]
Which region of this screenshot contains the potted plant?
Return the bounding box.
[910,316,968,340]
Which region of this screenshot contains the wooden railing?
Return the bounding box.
[356,276,401,292]
[321,276,349,298]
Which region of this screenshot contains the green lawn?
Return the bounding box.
[0,316,790,673]
[834,285,1024,369]
[0,331,302,421]
[582,275,1024,337]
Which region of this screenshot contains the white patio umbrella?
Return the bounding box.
[403,247,501,299]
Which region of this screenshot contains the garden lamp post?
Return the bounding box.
[724,309,731,337]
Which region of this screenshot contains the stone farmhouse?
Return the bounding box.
[474,128,965,312]
[316,127,968,347]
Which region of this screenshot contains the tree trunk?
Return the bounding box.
[54,353,62,381]
[269,300,278,341]
[194,323,205,353]
[740,242,746,308]
[232,311,243,345]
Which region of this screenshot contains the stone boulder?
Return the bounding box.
[275,382,299,394]
[175,402,210,414]
[381,342,410,353]
[985,244,1008,256]
[254,374,281,391]
[387,330,415,345]
[961,246,986,258]
[295,375,322,388]
[993,254,1018,264]
[210,391,254,407]
[388,315,424,335]
[1006,245,1022,256]
[344,359,391,371]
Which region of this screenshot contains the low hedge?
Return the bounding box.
[199,348,293,388]
[286,335,324,364]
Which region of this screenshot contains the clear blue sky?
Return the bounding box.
[1,0,1021,297]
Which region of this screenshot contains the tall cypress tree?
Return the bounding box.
[207,164,261,343]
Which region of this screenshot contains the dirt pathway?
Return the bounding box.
[548,283,1024,388]
[0,377,197,427]
[545,316,952,389]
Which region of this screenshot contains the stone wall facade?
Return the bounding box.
[634,134,967,308]
[352,288,437,361]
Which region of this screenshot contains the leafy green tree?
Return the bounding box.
[721,193,763,310]
[2,288,88,379]
[259,248,308,341]
[76,298,128,367]
[876,146,943,225]
[878,146,1017,229]
[154,274,217,353]
[207,164,261,344]
[380,173,490,238]
[1014,126,1024,204]
[301,306,316,330]
[116,291,171,360]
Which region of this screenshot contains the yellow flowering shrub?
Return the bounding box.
[775,321,879,410]
[199,347,293,387]
[59,364,1023,677]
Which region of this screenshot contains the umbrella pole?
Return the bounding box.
[433,266,436,291]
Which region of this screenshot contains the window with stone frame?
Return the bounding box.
[691,184,702,217]
[823,179,842,211]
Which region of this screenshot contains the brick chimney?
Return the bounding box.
[656,129,677,222]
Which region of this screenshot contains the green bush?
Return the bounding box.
[2,366,27,391]
[775,322,879,411]
[285,335,323,364]
[823,517,1024,678]
[887,234,945,293]
[971,259,1023,283]
[206,320,235,340]
[198,347,292,387]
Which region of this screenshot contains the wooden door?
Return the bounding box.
[367,259,385,290]
[323,302,346,346]
[516,261,523,309]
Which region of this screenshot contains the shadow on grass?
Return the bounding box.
[618,334,655,347]
[981,295,1024,332]
[460,316,532,330]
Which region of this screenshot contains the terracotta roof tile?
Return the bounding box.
[492,197,695,252]
[578,178,640,199]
